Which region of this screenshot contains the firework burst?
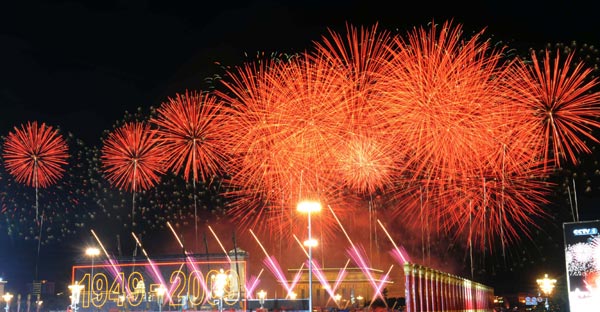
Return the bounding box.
[218,53,353,238]
[151,90,230,182]
[506,49,600,167]
[312,23,398,195]
[2,121,69,189]
[101,121,164,192]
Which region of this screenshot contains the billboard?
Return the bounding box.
[563,220,600,311]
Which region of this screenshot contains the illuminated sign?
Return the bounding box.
[71,257,246,311]
[573,228,598,236]
[563,220,600,312]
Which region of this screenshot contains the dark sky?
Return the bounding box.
[1,0,600,302]
[1,0,599,145]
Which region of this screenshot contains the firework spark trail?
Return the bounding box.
[208,225,232,262]
[288,264,305,298]
[309,261,337,300]
[131,232,173,303]
[377,219,411,264]
[312,259,350,306]
[506,49,600,168]
[328,205,384,298]
[328,259,350,306]
[313,24,397,195]
[90,230,132,297]
[220,54,350,239]
[327,205,355,245]
[347,245,386,301]
[245,269,264,299]
[293,233,348,301]
[371,20,581,250]
[166,222,210,304]
[368,265,394,307]
[263,256,295,294]
[249,230,294,292]
[389,248,411,267]
[2,121,69,189]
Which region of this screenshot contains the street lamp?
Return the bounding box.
[536,273,557,311]
[156,284,166,312]
[86,247,100,278]
[297,200,321,312]
[257,290,266,310]
[68,282,85,312]
[85,247,100,306]
[3,292,13,312]
[211,269,229,312]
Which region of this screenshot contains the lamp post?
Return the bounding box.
[85,247,100,280]
[536,273,557,311]
[68,282,85,312]
[156,285,166,312]
[258,290,266,310]
[298,200,321,312]
[3,292,13,312]
[85,247,100,307]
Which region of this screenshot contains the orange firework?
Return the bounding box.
[101,121,164,192]
[505,49,600,168]
[371,20,555,249]
[151,90,230,182]
[377,20,516,183]
[214,20,600,254]
[219,53,352,237]
[2,121,69,223]
[312,23,399,195]
[3,121,69,189]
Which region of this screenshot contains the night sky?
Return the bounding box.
[1,0,600,301]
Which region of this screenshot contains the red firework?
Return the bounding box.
[151,90,230,182]
[312,23,398,194]
[373,20,557,249]
[505,49,600,167]
[2,121,69,188]
[218,53,352,237]
[101,121,164,192]
[215,20,600,254]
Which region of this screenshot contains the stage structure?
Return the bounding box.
[71,249,247,312]
[403,263,494,312]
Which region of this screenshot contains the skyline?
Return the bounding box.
[2,0,600,305]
